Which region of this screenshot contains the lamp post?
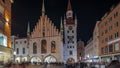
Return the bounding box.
[13,51,16,62]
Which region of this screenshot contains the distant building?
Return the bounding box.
[0,0,13,64]
[99,3,120,62]
[11,0,63,63]
[63,0,77,63]
[77,39,84,61]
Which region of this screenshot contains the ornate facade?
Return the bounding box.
[12,0,63,63]
[63,0,77,63]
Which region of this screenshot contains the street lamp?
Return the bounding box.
[13,51,16,62]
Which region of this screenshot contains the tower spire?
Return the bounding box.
[27,22,30,37]
[67,0,72,11]
[42,0,45,16]
[60,17,63,30]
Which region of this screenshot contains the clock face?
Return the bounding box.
[69,26,72,30]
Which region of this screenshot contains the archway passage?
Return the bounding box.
[67,58,75,63]
[44,56,57,63]
[31,57,41,64]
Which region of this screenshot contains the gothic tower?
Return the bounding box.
[64,0,77,63]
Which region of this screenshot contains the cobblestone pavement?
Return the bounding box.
[3,64,66,68]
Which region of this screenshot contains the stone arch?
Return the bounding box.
[44,55,57,63]
[21,57,27,62]
[30,56,42,64]
[67,58,75,63]
[15,57,20,63]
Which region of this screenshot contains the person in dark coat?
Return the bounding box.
[106,60,120,68]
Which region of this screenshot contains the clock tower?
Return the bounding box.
[63,0,77,63]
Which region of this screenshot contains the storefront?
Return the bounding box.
[114,55,120,61]
[101,56,112,62]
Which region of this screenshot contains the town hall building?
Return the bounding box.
[11,0,78,63]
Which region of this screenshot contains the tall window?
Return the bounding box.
[23,48,25,54]
[51,41,56,53]
[114,43,119,51]
[33,42,37,54]
[69,50,73,55]
[114,22,118,28]
[17,48,19,54]
[109,44,113,52]
[105,46,108,54]
[101,48,104,54]
[41,40,47,54]
[114,32,119,38]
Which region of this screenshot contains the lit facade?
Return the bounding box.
[63,0,77,63]
[85,21,100,62]
[85,38,94,62]
[99,3,120,62]
[0,0,13,64]
[11,0,63,63]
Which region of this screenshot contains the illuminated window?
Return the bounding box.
[114,43,119,51]
[0,33,7,47]
[51,41,56,53]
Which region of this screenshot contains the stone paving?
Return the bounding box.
[3,64,66,68]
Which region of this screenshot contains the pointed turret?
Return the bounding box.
[60,17,63,30]
[67,0,72,11]
[42,0,45,16]
[60,17,63,41]
[66,0,73,18]
[27,22,30,37]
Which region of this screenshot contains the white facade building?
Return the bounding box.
[11,37,29,63]
[85,21,100,62]
[63,0,77,63]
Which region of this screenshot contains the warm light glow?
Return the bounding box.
[6,18,9,22]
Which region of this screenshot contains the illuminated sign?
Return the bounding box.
[0,33,7,47]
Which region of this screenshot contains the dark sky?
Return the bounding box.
[11,0,120,44]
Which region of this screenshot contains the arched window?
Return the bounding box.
[41,40,47,53]
[51,41,56,53]
[33,42,37,54]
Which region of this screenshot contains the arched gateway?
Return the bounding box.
[44,55,57,63]
[67,58,75,63]
[30,57,41,64]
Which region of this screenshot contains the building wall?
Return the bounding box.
[11,37,29,63]
[98,3,120,62]
[85,38,94,62]
[77,40,84,61]
[0,0,12,64]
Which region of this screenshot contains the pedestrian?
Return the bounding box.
[106,60,120,68]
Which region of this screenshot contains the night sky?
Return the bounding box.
[11,0,120,44]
